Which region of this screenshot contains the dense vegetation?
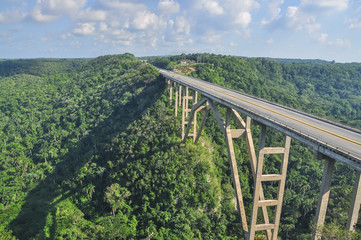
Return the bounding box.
[0,53,360,239]
[0,59,88,77]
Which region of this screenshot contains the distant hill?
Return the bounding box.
[0,58,89,77]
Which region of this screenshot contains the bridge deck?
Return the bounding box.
[160,69,361,171]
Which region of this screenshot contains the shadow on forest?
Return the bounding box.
[9,79,165,239]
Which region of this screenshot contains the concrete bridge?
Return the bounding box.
[160,69,361,240]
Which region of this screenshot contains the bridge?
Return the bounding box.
[159,69,361,240]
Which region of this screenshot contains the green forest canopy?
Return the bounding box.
[0,53,360,239]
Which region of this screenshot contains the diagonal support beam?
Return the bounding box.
[183,98,207,142]
[195,105,210,144]
[225,108,249,235]
[346,171,361,231]
[208,100,225,133]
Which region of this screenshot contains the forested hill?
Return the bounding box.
[1,54,360,239]
[0,58,88,77]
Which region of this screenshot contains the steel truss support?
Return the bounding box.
[347,171,361,231]
[249,125,291,240]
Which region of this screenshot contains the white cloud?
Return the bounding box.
[30,0,87,22]
[77,8,107,21]
[301,0,348,12]
[225,0,259,28]
[262,0,284,25]
[205,1,224,15]
[174,16,190,34]
[328,38,351,47]
[0,9,25,24]
[73,22,96,35]
[196,0,224,16]
[229,41,237,46]
[201,30,221,43]
[131,11,159,30]
[157,0,180,16]
[349,22,361,29]
[98,22,108,32]
[98,0,147,12]
[30,7,58,22]
[267,38,274,44]
[70,40,81,48]
[235,12,251,27]
[316,33,328,42]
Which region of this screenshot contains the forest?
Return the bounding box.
[1,53,361,239]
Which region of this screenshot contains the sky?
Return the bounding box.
[0,0,360,62]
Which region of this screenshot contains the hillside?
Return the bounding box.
[0,53,360,239]
[0,54,237,239]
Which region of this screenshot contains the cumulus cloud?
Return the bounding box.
[97,0,147,12]
[158,0,180,16]
[349,22,361,29]
[267,38,274,44]
[235,12,251,27]
[131,11,159,30]
[30,7,58,22]
[77,8,107,21]
[0,8,26,24]
[205,1,224,15]
[261,0,348,46]
[30,0,87,22]
[195,0,224,16]
[301,0,348,12]
[73,22,96,35]
[347,5,361,29]
[328,38,351,47]
[201,30,221,43]
[174,16,191,34]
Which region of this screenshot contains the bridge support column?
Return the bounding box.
[169,79,173,106]
[179,85,182,107]
[185,87,189,118]
[313,156,335,240]
[174,82,178,116]
[347,171,361,231]
[182,87,194,140]
[192,91,198,142]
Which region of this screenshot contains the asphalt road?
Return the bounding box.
[160,69,361,165]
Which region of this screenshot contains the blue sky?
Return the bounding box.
[0,0,360,62]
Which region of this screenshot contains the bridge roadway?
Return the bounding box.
[159,69,361,171]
